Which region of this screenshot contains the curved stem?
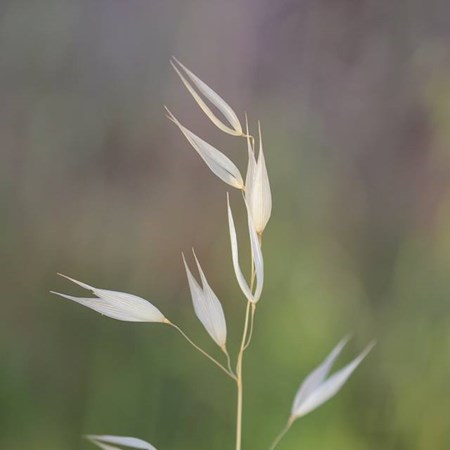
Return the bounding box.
[169,322,235,379]
[269,419,293,450]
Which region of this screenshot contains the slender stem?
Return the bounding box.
[243,303,256,350]
[243,256,257,350]
[169,322,235,379]
[223,347,235,378]
[234,130,263,449]
[249,257,256,292]
[235,301,251,450]
[235,375,243,450]
[269,419,293,450]
[235,218,261,450]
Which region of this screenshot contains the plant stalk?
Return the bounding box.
[235,257,257,450]
[269,419,293,450]
[169,322,235,379]
[235,301,251,450]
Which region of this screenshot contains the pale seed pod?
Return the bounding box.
[86,435,158,450]
[51,274,167,323]
[182,251,227,349]
[290,339,375,420]
[171,57,243,136]
[166,108,244,189]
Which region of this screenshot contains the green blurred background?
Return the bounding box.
[1,0,450,449]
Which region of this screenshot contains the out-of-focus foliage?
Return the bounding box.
[1,1,449,449]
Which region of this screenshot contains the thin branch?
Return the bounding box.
[243,303,256,350]
[169,322,235,379]
[223,347,236,378]
[269,419,293,450]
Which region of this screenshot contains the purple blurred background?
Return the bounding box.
[1,1,449,449]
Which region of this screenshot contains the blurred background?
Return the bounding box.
[1,0,450,449]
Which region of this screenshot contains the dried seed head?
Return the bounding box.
[182,251,227,348]
[85,435,157,450]
[51,274,166,323]
[166,108,244,189]
[171,57,243,136]
[245,122,272,234]
[227,193,264,303]
[290,339,375,420]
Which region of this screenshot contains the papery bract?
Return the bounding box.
[171,57,242,136]
[291,340,375,419]
[86,435,157,450]
[51,274,166,323]
[183,251,227,349]
[166,108,244,189]
[245,122,272,234]
[227,194,264,303]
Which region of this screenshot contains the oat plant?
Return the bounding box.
[51,59,374,450]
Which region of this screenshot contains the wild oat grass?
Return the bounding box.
[51,59,374,450]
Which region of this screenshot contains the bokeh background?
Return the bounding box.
[1,0,450,449]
